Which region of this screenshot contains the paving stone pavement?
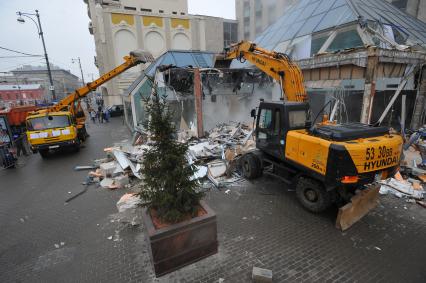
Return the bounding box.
[0,118,425,283]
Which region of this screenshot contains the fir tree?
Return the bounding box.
[140,81,203,223]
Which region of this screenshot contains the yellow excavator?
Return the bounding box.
[216,41,403,230]
[26,50,154,158]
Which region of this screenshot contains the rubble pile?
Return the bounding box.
[79,143,150,190]
[380,144,426,207]
[186,122,255,188]
[77,122,255,192]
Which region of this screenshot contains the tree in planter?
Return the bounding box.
[140,85,203,224]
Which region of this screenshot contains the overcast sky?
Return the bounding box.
[0,0,235,81]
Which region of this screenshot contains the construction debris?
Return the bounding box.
[100,178,117,190]
[74,165,97,171]
[185,122,255,188]
[100,161,120,178]
[391,131,426,208]
[76,122,253,196]
[380,175,425,204]
[208,160,227,178]
[116,194,142,213]
[252,266,273,283]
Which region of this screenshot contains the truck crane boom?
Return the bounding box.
[49,50,154,114]
[25,50,154,158]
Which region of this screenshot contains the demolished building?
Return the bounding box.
[122,50,274,135]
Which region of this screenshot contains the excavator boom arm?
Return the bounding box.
[224,41,307,102]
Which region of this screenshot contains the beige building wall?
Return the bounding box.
[386,0,426,22]
[86,0,236,106]
[236,0,297,41]
[116,0,188,15]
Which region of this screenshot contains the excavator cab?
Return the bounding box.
[253,101,310,160]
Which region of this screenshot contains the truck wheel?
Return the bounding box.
[79,126,88,142]
[39,149,49,158]
[241,154,262,179]
[296,177,331,213]
[73,140,81,152]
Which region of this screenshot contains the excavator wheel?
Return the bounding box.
[296,177,331,213]
[241,154,262,179]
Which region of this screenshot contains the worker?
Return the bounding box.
[98,105,103,123]
[103,108,110,123]
[90,109,97,123]
[14,132,28,157]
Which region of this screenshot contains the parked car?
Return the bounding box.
[107,105,124,117]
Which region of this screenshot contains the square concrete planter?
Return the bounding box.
[142,200,218,277]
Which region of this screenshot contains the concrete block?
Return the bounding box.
[252,267,272,283]
[114,175,130,188]
[100,161,118,177]
[112,166,124,177]
[100,178,114,189]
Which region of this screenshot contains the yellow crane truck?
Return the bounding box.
[26,50,154,158]
[217,41,403,230]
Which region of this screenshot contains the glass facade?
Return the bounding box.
[126,51,216,128]
[253,0,426,57]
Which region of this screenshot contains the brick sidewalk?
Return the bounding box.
[1,119,425,282]
[134,176,426,282]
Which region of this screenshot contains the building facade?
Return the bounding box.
[9,65,80,101]
[85,0,237,106]
[246,0,426,129]
[236,0,426,42]
[235,0,298,41]
[386,0,426,22]
[0,84,44,107]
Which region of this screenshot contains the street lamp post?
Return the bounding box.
[72,57,85,86]
[17,10,56,101]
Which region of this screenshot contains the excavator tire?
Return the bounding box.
[296,177,331,213]
[241,154,262,179]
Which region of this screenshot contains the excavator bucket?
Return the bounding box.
[336,184,381,231]
[130,50,155,64]
[214,54,233,69]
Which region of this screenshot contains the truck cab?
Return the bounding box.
[26,112,80,157]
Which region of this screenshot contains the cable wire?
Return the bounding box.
[0,46,42,57]
[0,55,42,59]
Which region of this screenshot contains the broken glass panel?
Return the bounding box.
[392,26,408,45]
[326,29,364,52]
